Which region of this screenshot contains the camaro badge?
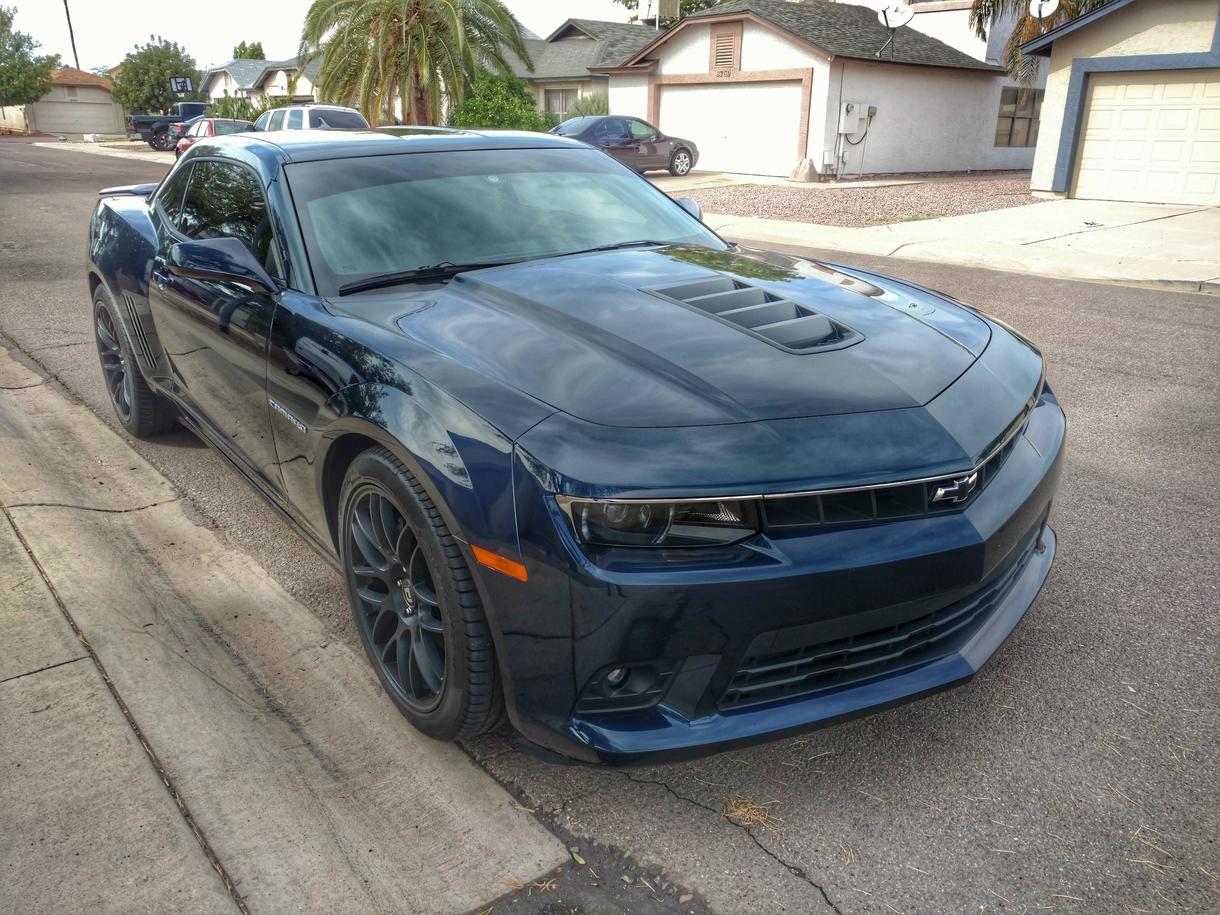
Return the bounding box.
[932,471,979,504]
[268,398,308,434]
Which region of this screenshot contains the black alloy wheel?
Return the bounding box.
[150,130,171,151]
[95,304,133,425]
[348,486,447,712]
[92,288,177,437]
[339,447,504,740]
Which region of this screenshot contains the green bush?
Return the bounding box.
[204,95,258,121]
[448,72,549,132]
[565,92,608,119]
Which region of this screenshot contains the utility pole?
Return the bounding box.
[62,0,79,69]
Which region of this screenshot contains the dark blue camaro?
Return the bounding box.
[87,129,1064,764]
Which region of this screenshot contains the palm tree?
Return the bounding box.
[299,0,533,126]
[969,0,1112,82]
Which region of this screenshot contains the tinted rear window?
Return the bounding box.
[553,117,599,137]
[312,109,368,129]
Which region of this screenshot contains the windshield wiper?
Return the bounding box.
[337,260,512,296]
[556,239,670,258]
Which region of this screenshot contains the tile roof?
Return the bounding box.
[506,18,655,81]
[682,0,1002,72]
[50,67,114,90]
[202,56,322,92]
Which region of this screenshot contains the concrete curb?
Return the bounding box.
[32,140,174,164]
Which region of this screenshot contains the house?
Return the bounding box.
[0,67,125,137]
[596,0,1046,178]
[1020,0,1219,205]
[201,57,320,106]
[505,18,657,120]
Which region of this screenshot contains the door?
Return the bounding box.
[627,118,668,169]
[592,117,640,168]
[658,81,802,176]
[147,158,285,488]
[1073,69,1220,205]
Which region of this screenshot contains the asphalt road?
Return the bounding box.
[2,139,1217,915]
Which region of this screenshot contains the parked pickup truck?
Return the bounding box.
[126,101,209,150]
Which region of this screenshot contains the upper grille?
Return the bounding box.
[719,535,1039,712]
[648,276,859,353]
[762,430,1022,532]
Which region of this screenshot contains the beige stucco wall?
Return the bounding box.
[0,104,29,132]
[608,74,649,120]
[1031,0,1220,191]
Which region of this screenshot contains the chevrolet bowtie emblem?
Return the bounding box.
[932,471,979,504]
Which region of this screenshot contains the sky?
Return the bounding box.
[10,0,636,72]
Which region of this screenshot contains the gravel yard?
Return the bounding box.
[676,175,1042,227]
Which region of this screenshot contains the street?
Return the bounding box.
[1,139,1217,914]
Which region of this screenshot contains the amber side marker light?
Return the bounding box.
[471,544,529,582]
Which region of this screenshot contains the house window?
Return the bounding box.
[995,87,1043,147]
[65,86,78,100]
[712,31,737,70]
[544,88,579,120]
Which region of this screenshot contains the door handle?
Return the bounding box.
[152,268,171,291]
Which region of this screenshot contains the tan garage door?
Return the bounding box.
[1073,69,1220,205]
[30,99,123,135]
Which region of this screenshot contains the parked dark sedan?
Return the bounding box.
[553,115,699,176]
[86,129,1063,764]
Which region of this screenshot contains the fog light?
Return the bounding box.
[606,667,629,688]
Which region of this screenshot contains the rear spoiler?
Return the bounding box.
[98,183,158,198]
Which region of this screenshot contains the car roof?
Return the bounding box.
[214,127,591,163]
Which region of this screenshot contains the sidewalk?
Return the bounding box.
[0,344,566,914]
[32,139,174,165]
[703,198,1220,294]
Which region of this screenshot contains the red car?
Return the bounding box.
[175,118,255,158]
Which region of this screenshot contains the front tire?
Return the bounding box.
[340,447,504,741]
[669,148,693,176]
[149,130,171,151]
[92,287,177,437]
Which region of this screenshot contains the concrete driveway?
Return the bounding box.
[705,198,1220,293]
[2,140,1217,915]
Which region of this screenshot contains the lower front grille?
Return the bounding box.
[719,538,1038,712]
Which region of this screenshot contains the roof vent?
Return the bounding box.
[648,276,860,353]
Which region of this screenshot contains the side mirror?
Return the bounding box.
[676,197,702,221]
[167,237,276,295]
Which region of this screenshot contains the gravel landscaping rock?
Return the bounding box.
[676,176,1042,227]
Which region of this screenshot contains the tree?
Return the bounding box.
[112,37,201,113]
[448,72,549,130]
[0,6,58,108]
[611,0,724,27]
[969,0,1110,81]
[299,0,533,126]
[232,40,265,60]
[566,92,608,119]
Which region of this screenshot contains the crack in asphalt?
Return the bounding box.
[0,655,89,684]
[0,379,46,390]
[620,772,844,915]
[4,497,180,514]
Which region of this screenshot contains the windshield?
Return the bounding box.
[286,148,725,297]
[313,109,368,129]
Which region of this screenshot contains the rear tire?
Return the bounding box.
[340,447,504,741]
[669,148,693,176]
[92,287,177,437]
[149,130,171,151]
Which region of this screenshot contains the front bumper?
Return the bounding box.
[479,390,1064,765]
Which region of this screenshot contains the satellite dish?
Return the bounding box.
[877,2,915,30]
[1029,0,1060,21]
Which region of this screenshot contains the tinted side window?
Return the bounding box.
[287,108,304,129]
[313,109,367,128]
[154,164,192,223]
[269,109,285,131]
[629,119,658,141]
[254,111,271,131]
[178,161,273,268]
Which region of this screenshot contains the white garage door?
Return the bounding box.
[659,81,802,177]
[30,99,122,135]
[1073,69,1220,205]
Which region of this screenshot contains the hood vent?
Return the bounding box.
[648,276,860,353]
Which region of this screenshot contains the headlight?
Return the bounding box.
[559,498,760,548]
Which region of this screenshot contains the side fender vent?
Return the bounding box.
[121,292,156,368]
[647,276,860,353]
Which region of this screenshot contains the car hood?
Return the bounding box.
[375,245,992,428]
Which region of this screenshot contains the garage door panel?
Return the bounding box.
[1072,69,1220,205]
[659,81,801,177]
[32,100,121,135]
